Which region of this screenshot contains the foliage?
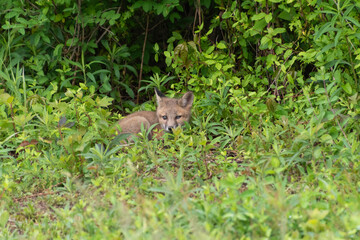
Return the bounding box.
[1,0,360,239]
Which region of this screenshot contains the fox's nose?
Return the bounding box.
[168,126,174,133]
[167,124,179,132]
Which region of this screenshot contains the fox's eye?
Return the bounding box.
[162,116,168,120]
[175,115,182,120]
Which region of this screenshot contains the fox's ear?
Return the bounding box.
[178,91,194,108]
[155,87,166,104]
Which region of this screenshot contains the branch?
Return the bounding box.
[137,14,149,104]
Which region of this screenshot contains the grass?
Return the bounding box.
[0,87,360,239]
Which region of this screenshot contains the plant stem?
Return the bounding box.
[9,103,17,132]
[137,14,149,104]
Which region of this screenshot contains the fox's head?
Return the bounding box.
[155,88,194,132]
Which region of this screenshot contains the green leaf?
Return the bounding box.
[222,11,232,19]
[251,19,267,35]
[119,82,135,98]
[0,93,12,105]
[273,28,286,35]
[334,29,343,46]
[266,54,277,68]
[19,28,25,35]
[205,60,216,65]
[5,9,21,19]
[342,83,352,94]
[41,32,51,44]
[314,22,338,40]
[96,96,113,107]
[202,0,211,8]
[172,31,182,40]
[66,38,79,47]
[287,73,294,84]
[278,9,294,21]
[174,43,188,62]
[271,156,280,168]
[7,96,14,104]
[344,16,360,28]
[251,12,266,21]
[315,88,325,94]
[265,13,272,23]
[215,62,222,70]
[87,72,96,83]
[54,14,63,23]
[284,49,292,59]
[100,81,112,93]
[217,42,227,49]
[0,210,9,228]
[142,1,153,12]
[260,35,271,48]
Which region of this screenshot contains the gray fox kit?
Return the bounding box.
[117,88,194,139]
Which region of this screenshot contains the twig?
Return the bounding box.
[95,5,122,45]
[137,14,149,104]
[25,0,39,9]
[148,19,165,32]
[193,0,202,52]
[9,103,17,132]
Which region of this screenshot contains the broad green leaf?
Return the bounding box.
[174,43,188,62]
[54,14,63,23]
[271,156,280,168]
[54,44,64,57]
[342,83,352,94]
[222,11,232,19]
[96,96,113,107]
[265,13,272,23]
[205,60,216,65]
[273,28,286,35]
[315,88,325,94]
[100,81,112,93]
[19,28,25,35]
[215,62,222,70]
[252,19,267,35]
[217,42,227,49]
[287,73,294,84]
[87,72,96,83]
[0,210,9,228]
[284,49,292,59]
[260,35,271,48]
[66,38,79,47]
[251,12,266,21]
[7,96,14,104]
[142,1,153,12]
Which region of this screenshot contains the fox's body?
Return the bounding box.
[118,88,194,139]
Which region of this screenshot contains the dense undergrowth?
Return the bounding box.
[1,0,360,239]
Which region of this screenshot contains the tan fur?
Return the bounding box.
[117,89,194,140]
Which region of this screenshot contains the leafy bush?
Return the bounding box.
[1,0,360,239]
